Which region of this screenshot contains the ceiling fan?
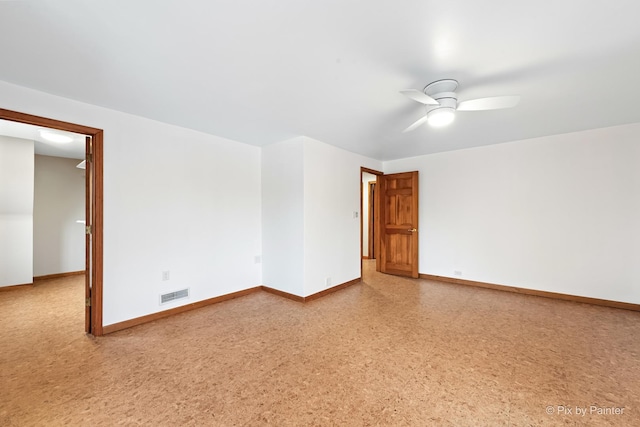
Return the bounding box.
[400,79,520,132]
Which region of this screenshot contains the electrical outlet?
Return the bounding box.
[454,270,462,276]
[325,277,332,287]
[162,271,170,281]
[254,255,262,264]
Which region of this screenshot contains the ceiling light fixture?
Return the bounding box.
[427,108,455,127]
[401,79,519,132]
[40,130,73,144]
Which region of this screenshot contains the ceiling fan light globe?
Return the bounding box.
[427,108,455,127]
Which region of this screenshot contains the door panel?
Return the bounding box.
[378,171,419,278]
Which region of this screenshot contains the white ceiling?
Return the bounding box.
[0,119,85,159]
[1,1,640,161]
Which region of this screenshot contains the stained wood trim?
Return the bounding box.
[360,167,382,277]
[103,287,263,334]
[0,283,33,291]
[304,278,361,302]
[367,181,376,260]
[360,167,383,176]
[92,130,104,336]
[410,172,419,278]
[0,108,101,134]
[33,271,85,281]
[374,174,381,273]
[103,278,362,334]
[0,108,105,336]
[85,136,92,334]
[261,286,306,302]
[420,274,640,312]
[262,278,361,303]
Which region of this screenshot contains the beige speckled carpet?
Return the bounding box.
[1,261,639,426]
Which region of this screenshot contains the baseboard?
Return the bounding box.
[0,283,33,291]
[305,278,361,302]
[261,278,361,303]
[261,286,305,302]
[420,274,640,312]
[103,278,361,335]
[34,271,85,281]
[103,286,262,334]
[2,272,86,290]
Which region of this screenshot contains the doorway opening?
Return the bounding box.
[360,167,383,278]
[0,108,104,336]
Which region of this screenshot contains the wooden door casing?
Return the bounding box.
[0,108,104,336]
[368,181,376,259]
[85,136,92,334]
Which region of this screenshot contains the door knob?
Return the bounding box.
[408,228,417,232]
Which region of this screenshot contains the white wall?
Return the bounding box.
[0,136,34,287]
[361,172,376,257]
[384,123,640,304]
[261,137,305,296]
[261,136,382,297]
[7,75,635,321]
[33,155,85,277]
[0,80,263,326]
[303,138,381,296]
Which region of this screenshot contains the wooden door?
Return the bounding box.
[84,136,92,334]
[377,171,419,278]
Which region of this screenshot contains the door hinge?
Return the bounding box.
[86,153,93,163]
[85,297,91,307]
[85,225,92,235]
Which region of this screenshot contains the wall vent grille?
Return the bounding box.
[160,288,189,304]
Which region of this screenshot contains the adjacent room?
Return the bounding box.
[1,1,639,425]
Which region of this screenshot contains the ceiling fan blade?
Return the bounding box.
[400,89,440,105]
[457,95,520,111]
[402,115,429,133]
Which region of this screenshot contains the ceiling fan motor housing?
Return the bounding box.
[424,79,459,114]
